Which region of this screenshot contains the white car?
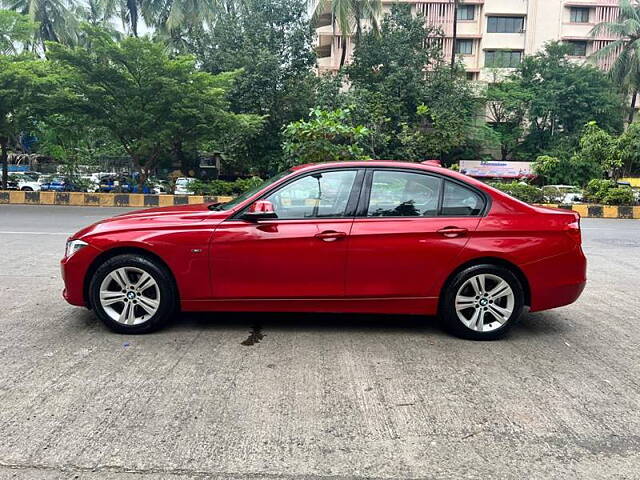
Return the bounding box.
[174,177,197,195]
[12,172,42,192]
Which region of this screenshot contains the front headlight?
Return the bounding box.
[65,239,88,258]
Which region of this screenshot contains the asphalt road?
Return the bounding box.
[0,205,639,480]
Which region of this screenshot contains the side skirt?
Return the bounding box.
[181,297,438,316]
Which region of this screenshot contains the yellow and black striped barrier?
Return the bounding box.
[0,190,233,208]
[537,204,640,219]
[1,191,639,218]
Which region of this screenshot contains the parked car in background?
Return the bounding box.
[61,161,587,340]
[174,177,197,195]
[40,176,84,192]
[542,185,583,204]
[10,172,42,191]
[98,175,132,193]
[3,178,19,190]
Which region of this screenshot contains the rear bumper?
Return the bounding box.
[524,246,587,312]
[60,244,103,307]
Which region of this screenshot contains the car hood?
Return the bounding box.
[72,203,231,240]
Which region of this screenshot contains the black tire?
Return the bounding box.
[440,264,524,340]
[21,187,33,191]
[89,254,177,334]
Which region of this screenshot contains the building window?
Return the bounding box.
[455,39,474,55]
[466,72,478,81]
[485,50,523,68]
[567,40,588,57]
[487,16,525,33]
[457,5,475,21]
[570,7,590,23]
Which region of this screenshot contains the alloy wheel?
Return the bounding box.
[99,267,161,326]
[454,273,515,333]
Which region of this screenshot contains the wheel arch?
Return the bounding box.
[440,256,531,308]
[83,246,180,309]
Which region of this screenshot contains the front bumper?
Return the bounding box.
[60,243,103,307]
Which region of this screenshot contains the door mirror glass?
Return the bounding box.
[242,200,278,222]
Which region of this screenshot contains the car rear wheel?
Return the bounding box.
[21,187,33,191]
[89,254,177,334]
[440,264,524,340]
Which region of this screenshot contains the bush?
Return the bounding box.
[583,179,635,205]
[190,177,263,196]
[602,187,635,206]
[583,179,616,203]
[490,182,544,204]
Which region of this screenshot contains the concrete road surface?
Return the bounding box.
[0,205,639,479]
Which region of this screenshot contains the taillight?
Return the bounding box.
[566,215,581,245]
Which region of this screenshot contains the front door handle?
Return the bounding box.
[315,230,347,242]
[437,226,468,238]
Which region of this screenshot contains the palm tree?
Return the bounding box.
[2,0,80,51]
[312,0,383,68]
[82,0,119,26]
[120,0,143,36]
[591,0,640,123]
[116,0,218,39]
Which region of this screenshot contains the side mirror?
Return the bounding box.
[242,200,278,222]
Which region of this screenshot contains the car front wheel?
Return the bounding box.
[89,254,177,334]
[440,264,524,340]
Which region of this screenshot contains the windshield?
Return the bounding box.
[210,170,291,211]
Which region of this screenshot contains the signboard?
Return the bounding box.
[459,160,535,179]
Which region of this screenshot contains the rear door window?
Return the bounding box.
[366,171,442,217]
[441,181,485,216]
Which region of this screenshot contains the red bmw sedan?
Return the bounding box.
[61,161,586,340]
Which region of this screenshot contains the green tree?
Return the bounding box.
[533,122,620,186]
[48,27,261,187]
[2,0,80,52]
[0,9,36,54]
[591,0,640,123]
[187,0,316,175]
[617,122,640,177]
[312,0,382,67]
[516,42,624,156]
[282,108,370,167]
[0,54,51,188]
[575,121,621,179]
[485,80,531,160]
[331,5,479,161]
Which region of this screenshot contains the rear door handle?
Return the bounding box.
[315,231,347,242]
[437,226,468,238]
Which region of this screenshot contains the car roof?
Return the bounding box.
[288,160,488,189]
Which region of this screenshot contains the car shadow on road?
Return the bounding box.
[69,307,573,340]
[164,309,573,341]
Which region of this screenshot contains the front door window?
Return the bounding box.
[265,170,357,219]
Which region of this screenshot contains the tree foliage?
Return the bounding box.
[315,5,480,163]
[591,0,640,123]
[185,0,316,175]
[0,8,35,53]
[48,27,262,186]
[0,53,53,187]
[282,108,370,167]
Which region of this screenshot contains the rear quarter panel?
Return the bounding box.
[427,199,586,309]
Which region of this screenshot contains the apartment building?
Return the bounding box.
[314,0,621,81]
